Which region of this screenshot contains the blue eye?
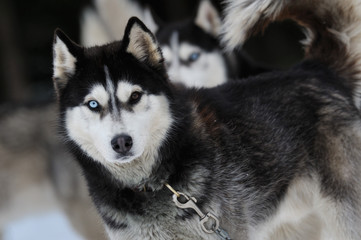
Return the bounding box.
[188,52,200,62]
[88,100,99,110]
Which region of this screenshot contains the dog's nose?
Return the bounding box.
[111,134,133,154]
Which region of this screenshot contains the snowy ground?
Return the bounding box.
[3,211,84,240]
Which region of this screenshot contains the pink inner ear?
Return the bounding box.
[207,7,215,23]
[195,0,220,36]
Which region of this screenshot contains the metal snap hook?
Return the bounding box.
[200,213,219,234]
[164,183,232,240]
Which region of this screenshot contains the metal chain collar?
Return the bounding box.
[165,183,232,240]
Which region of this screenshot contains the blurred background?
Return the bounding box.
[0,0,304,239]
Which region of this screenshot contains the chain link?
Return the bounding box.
[215,227,232,240]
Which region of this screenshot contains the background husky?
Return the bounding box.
[53,0,361,239]
[81,0,270,88]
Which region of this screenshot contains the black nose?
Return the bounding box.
[111,134,133,154]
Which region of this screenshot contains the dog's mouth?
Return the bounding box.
[113,150,143,164]
[116,154,133,162]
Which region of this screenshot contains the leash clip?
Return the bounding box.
[165,183,232,239]
[173,192,219,234]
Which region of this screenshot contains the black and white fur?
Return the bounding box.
[53,0,361,239]
[155,0,228,88]
[155,0,269,88]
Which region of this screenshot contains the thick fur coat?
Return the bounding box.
[53,0,361,239]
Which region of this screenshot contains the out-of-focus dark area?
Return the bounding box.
[0,0,304,105]
[0,0,87,104]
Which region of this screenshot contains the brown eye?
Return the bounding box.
[129,91,142,104]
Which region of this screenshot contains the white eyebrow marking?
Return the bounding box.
[117,81,142,103]
[84,84,109,107]
[170,31,179,68]
[104,65,118,115]
[179,43,201,61]
[162,46,172,63]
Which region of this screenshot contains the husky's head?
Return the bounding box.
[155,0,227,88]
[53,18,173,185]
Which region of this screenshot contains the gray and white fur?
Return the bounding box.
[53,0,361,239]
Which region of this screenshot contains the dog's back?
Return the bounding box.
[221,0,361,238]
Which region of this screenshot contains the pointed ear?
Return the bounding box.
[122,17,164,71]
[195,0,221,37]
[52,29,82,96]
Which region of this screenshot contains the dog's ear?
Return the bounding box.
[195,0,221,37]
[52,29,82,96]
[122,17,164,71]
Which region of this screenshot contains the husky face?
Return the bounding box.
[53,18,173,184]
[155,0,227,88]
[65,74,172,165]
[158,29,227,88]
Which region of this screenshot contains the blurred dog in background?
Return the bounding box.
[81,0,270,88]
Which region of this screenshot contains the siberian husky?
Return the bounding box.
[0,1,266,239]
[81,0,269,88]
[53,0,361,239]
